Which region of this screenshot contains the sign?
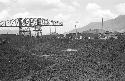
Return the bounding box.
[0,18,63,27]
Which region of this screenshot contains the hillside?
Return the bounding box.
[68,15,125,33]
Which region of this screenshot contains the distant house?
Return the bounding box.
[50,32,59,35]
[99,33,107,40]
[65,32,100,40]
[99,31,118,40]
[65,33,76,39]
[65,32,84,39]
[83,29,105,34]
[42,33,64,40]
[56,34,64,39]
[81,33,99,39]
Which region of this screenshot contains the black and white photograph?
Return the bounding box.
[0,0,125,81]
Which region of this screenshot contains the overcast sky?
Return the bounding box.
[0,0,125,34]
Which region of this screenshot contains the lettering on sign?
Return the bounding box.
[0,18,63,27]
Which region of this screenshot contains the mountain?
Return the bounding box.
[68,15,125,34]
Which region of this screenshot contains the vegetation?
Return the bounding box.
[0,35,125,81]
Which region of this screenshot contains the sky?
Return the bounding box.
[0,0,125,34]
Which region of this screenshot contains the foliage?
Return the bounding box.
[0,35,125,81]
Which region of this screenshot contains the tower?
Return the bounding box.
[102,18,103,30]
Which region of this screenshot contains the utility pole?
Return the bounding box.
[102,18,103,30]
[75,25,77,38]
[50,27,51,35]
[55,26,56,33]
[75,21,79,39]
[101,18,104,33]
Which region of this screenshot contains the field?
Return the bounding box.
[0,35,125,81]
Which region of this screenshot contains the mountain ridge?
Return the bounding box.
[67,15,125,34]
